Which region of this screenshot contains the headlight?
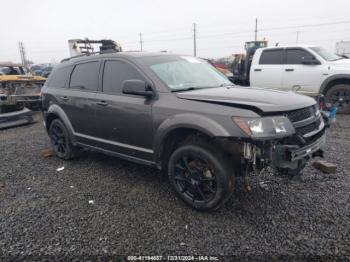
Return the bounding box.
[233,116,295,139]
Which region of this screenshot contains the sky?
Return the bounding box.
[1,0,350,63]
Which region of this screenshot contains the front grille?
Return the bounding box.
[296,118,321,136]
[285,105,323,139]
[286,106,315,123]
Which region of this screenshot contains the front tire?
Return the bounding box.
[168,138,235,211]
[325,84,350,114]
[49,119,77,160]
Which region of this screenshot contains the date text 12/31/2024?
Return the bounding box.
[127,255,219,261]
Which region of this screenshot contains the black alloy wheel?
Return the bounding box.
[174,155,217,204]
[168,138,235,211]
[49,119,77,159]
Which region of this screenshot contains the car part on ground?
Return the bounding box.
[41,51,327,211]
[0,107,34,129]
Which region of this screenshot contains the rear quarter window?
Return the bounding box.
[259,49,284,65]
[47,66,71,88]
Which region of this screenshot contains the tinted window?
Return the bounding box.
[286,49,314,64]
[70,61,100,91]
[47,66,71,88]
[259,49,284,64]
[103,60,145,94]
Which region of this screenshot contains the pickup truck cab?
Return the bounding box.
[249,46,350,113]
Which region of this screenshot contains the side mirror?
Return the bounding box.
[301,56,320,65]
[122,80,153,97]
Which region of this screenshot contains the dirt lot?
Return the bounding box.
[0,113,349,260]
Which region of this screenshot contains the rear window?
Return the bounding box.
[259,49,284,64]
[47,66,71,88]
[70,61,100,91]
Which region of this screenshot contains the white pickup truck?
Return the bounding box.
[246,46,350,113]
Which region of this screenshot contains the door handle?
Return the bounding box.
[60,96,69,101]
[285,69,294,72]
[254,69,262,72]
[96,101,108,106]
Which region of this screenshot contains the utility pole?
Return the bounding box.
[139,32,143,52]
[18,42,28,69]
[193,23,197,56]
[254,18,258,41]
[296,31,300,45]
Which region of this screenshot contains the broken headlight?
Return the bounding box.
[233,116,295,139]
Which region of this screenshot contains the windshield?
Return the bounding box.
[310,47,343,61]
[141,55,232,91]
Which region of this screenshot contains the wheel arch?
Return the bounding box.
[320,74,350,95]
[46,104,75,143]
[153,114,231,169]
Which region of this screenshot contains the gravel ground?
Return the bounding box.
[0,113,349,260]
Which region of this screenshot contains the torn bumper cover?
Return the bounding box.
[272,134,326,170]
[0,107,34,129]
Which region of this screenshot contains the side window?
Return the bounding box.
[259,49,284,65]
[102,60,145,94]
[47,66,71,88]
[286,49,314,64]
[70,61,100,91]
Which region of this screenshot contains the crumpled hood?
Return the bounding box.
[176,86,316,113]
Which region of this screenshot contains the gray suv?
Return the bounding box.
[41,52,326,211]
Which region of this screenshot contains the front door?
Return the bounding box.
[282,48,323,96]
[94,59,154,160]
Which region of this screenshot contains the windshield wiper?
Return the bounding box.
[171,86,217,92]
[219,83,235,87]
[330,57,345,61]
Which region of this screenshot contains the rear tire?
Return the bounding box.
[49,119,77,160]
[168,137,235,211]
[325,84,350,114]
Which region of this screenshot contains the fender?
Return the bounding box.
[153,113,231,161]
[47,104,76,143]
[320,74,350,94]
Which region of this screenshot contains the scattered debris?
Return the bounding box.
[313,160,337,174]
[56,167,64,172]
[41,148,55,158]
[88,200,95,205]
[259,181,269,191]
[245,184,252,192]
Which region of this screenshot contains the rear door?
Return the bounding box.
[282,48,323,95]
[64,60,101,137]
[250,48,284,89]
[94,59,154,160]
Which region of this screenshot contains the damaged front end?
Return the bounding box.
[0,72,45,128]
[227,105,327,177]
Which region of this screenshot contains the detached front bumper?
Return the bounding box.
[0,107,35,129]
